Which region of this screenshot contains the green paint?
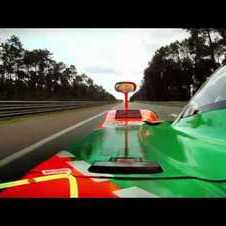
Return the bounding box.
[67,108,226,197]
[111,178,226,197]
[69,126,144,163]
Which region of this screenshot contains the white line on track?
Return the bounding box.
[0,111,106,167]
[170,113,178,118]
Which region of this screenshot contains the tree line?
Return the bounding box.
[131,29,226,101]
[0,35,116,101]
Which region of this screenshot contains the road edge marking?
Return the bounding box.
[170,113,178,118]
[0,111,106,167]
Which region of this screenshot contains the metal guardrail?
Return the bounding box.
[0,101,117,119]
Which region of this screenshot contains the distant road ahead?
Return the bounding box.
[0,101,186,181]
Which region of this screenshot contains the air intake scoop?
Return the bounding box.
[115,110,142,119]
[88,158,163,174]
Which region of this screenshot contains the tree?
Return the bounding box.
[0,35,24,98]
[0,35,116,101]
[131,28,226,101]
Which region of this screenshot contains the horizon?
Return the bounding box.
[0,28,189,99]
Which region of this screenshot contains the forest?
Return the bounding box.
[131,29,226,101]
[0,35,116,101]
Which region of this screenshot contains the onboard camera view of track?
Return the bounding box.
[0,101,186,182]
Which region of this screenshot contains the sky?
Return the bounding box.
[0,29,189,99]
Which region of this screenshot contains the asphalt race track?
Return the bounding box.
[0,101,186,182]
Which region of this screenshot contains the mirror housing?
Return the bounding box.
[115,81,137,111]
[115,82,136,94]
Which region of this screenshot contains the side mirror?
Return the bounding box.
[115,82,136,94]
[115,81,137,111]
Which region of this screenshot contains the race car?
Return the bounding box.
[1,65,226,198]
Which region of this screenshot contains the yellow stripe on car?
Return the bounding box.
[0,179,30,189]
[0,174,79,198]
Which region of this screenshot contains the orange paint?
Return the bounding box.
[0,155,119,198]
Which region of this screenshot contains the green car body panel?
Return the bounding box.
[66,107,226,197]
[2,67,226,198]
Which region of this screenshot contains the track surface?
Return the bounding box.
[0,101,186,182]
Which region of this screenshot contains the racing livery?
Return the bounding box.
[1,65,226,198]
